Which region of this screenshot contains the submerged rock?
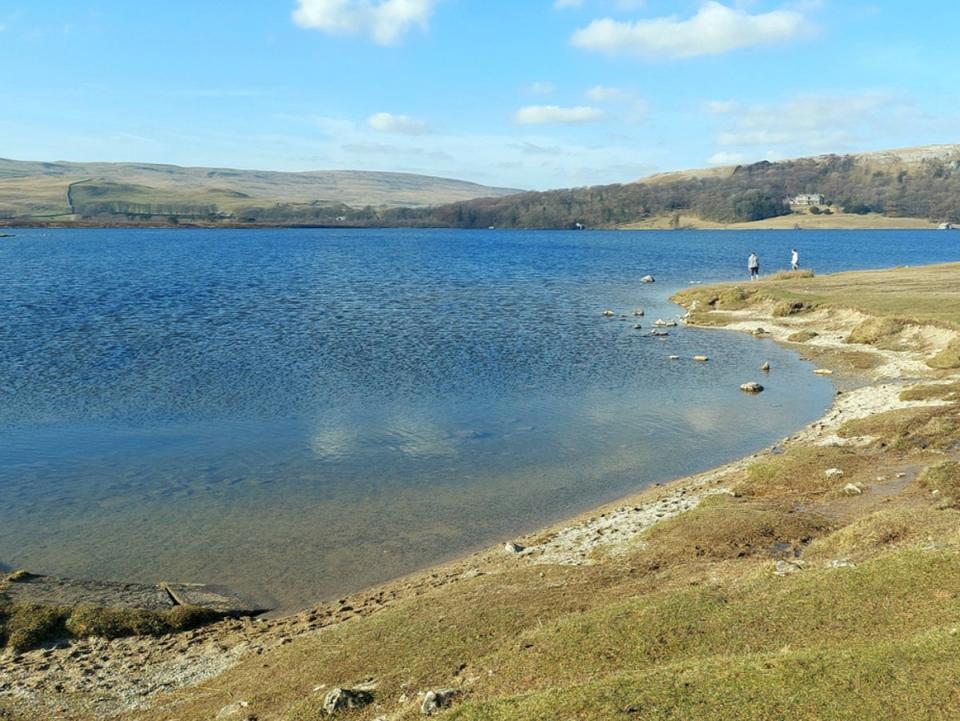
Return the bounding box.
[641,275,655,284]
[633,308,645,317]
[760,361,771,372]
[693,355,709,362]
[602,309,615,317]
[740,382,764,394]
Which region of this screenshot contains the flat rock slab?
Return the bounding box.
[1,572,266,616]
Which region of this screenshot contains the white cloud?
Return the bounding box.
[713,93,923,151]
[707,151,746,165]
[585,85,627,102]
[571,1,812,59]
[528,81,556,95]
[514,105,605,125]
[367,111,428,135]
[704,99,740,115]
[292,0,437,45]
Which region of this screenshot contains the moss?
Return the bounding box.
[846,317,907,348]
[65,606,170,639]
[788,330,819,343]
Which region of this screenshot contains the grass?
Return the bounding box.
[739,445,869,499]
[787,330,819,343]
[838,404,960,451]
[917,461,960,508]
[846,317,907,348]
[0,598,223,652]
[900,382,960,402]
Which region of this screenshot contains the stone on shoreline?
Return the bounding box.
[825,468,845,478]
[421,688,459,715]
[813,368,833,376]
[504,542,525,554]
[322,687,374,715]
[842,483,863,496]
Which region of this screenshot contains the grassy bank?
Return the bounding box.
[5,264,960,721]
[619,211,941,230]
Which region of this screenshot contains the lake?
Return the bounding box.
[1,228,957,609]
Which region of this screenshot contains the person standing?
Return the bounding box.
[748,251,760,280]
[791,248,799,271]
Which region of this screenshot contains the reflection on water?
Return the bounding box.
[2,228,956,608]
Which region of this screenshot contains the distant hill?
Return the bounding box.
[382,143,960,229]
[0,158,521,223]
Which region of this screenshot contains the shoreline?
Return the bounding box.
[4,265,960,719]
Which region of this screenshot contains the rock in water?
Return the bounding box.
[760,361,771,372]
[813,368,833,376]
[322,688,373,715]
[693,355,709,362]
[641,275,655,283]
[633,309,645,317]
[740,382,764,393]
[421,689,459,715]
[602,309,614,317]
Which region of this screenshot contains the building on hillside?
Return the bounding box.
[789,193,825,207]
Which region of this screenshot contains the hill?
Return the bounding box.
[0,158,521,223]
[387,143,960,229]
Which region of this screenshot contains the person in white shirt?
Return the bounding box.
[748,252,759,280]
[791,248,799,271]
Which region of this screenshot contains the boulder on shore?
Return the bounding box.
[421,689,459,716]
[322,687,374,715]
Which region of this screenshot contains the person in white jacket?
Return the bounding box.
[748,252,759,280]
[791,248,799,271]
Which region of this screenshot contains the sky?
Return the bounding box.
[2,0,959,190]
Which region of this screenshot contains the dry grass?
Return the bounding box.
[641,495,832,563]
[900,382,960,402]
[739,446,870,499]
[929,339,960,369]
[846,317,907,348]
[838,405,960,451]
[917,461,960,509]
[787,330,819,343]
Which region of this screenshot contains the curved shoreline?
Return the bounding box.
[4,268,960,720]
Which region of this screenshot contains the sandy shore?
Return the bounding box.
[3,287,958,720]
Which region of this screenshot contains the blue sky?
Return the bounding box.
[2,1,958,189]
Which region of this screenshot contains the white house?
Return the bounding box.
[789,193,825,207]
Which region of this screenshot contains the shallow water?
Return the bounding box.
[1,228,957,608]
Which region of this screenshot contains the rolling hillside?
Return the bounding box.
[0,158,521,222]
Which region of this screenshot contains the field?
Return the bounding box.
[620,211,941,230]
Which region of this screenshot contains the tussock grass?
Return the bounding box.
[739,446,868,499]
[804,508,950,561]
[770,269,816,280]
[846,317,907,348]
[929,339,960,369]
[772,299,813,317]
[917,461,960,509]
[900,382,960,402]
[787,330,819,343]
[838,405,960,451]
[0,601,222,652]
[641,495,831,562]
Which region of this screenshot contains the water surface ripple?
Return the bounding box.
[1,228,955,608]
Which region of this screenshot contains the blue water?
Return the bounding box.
[1,228,957,608]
